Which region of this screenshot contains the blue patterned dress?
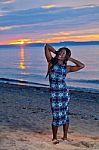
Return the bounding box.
[49,63,70,126]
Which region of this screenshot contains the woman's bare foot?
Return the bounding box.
[52,139,59,144]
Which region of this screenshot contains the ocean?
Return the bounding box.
[0,44,99,93]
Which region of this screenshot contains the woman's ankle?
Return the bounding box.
[52,138,57,141]
[62,136,67,140]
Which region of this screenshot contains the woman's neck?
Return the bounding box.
[58,60,63,64]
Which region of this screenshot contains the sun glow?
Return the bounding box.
[20,40,25,45]
[9,39,32,45]
[19,47,25,70]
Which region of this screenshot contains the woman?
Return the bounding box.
[44,44,85,144]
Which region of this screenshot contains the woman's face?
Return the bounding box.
[58,49,67,61]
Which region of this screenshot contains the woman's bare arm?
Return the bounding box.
[44,44,56,63]
[67,57,85,73]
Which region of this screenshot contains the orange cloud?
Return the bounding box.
[0,34,99,45]
[67,34,99,42]
[41,5,56,9]
[35,34,99,43]
[0,26,12,31]
[47,32,70,36]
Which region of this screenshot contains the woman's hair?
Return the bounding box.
[52,47,71,64]
[45,47,71,78]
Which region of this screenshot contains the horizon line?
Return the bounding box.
[0,40,99,46]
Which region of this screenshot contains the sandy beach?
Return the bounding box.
[0,82,99,150]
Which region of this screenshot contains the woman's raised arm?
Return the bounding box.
[44,44,56,63]
[67,57,85,73]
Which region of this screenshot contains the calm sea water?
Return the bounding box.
[0,44,99,93]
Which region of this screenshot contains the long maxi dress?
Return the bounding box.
[49,63,70,126]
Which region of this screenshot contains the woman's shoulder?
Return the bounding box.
[48,62,53,68]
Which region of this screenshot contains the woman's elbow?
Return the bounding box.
[81,63,85,69]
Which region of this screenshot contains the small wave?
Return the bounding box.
[67,79,99,84]
[68,86,99,93]
[0,78,49,87]
[0,77,99,93]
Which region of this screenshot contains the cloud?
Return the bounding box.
[0,0,15,15]
[0,26,12,30]
[1,6,99,26]
[0,5,99,43]
[41,5,56,9]
[0,12,5,16]
[0,0,99,13]
[1,0,15,4]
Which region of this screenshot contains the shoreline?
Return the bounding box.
[0,78,99,93]
[0,82,99,150]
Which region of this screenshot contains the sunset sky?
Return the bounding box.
[0,0,99,45]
